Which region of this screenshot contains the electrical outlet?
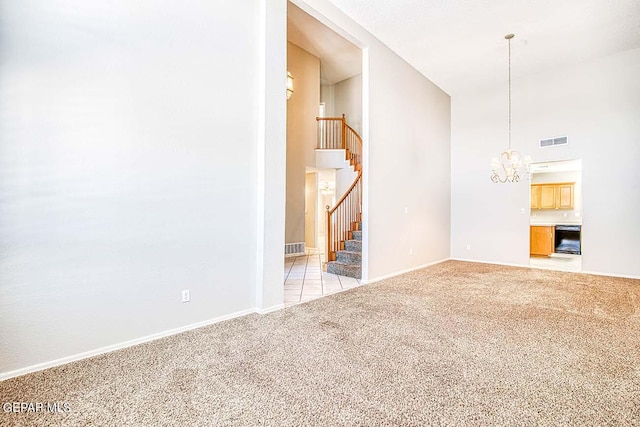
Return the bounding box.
[409,248,413,255]
[520,208,526,214]
[466,244,471,250]
[404,207,408,214]
[181,289,190,303]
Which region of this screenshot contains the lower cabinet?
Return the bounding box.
[530,226,554,256]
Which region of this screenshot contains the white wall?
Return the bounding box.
[0,0,286,376]
[320,84,335,116]
[320,74,362,133]
[334,74,363,135]
[294,0,452,282]
[451,48,640,277]
[0,0,452,376]
[335,165,358,199]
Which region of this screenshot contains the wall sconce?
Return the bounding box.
[286,71,294,100]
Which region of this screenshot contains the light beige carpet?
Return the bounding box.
[1,261,639,426]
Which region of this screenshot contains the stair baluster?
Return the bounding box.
[316,114,362,279]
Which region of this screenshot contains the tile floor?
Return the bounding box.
[284,248,361,306]
[530,253,582,272]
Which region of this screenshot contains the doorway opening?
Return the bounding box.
[529,159,583,272]
[284,1,364,305]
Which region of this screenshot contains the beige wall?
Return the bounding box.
[305,172,317,248]
[286,42,320,243]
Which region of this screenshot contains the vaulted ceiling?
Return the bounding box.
[288,2,362,85]
[327,0,640,95]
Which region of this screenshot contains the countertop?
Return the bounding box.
[530,221,582,226]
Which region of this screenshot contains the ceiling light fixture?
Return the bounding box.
[319,181,334,195]
[286,71,294,100]
[491,34,531,183]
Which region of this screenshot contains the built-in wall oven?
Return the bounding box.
[555,225,581,255]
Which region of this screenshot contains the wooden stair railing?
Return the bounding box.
[316,114,363,262]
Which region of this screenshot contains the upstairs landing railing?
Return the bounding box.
[316,114,362,261]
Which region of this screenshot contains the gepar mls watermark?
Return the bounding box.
[2,402,71,414]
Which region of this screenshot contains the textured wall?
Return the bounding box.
[0,0,266,374]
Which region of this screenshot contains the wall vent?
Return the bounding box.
[284,242,305,257]
[540,136,568,147]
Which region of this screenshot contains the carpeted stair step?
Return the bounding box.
[326,261,361,279]
[345,239,361,252]
[351,230,362,241]
[336,250,361,264]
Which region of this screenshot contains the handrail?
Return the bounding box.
[327,170,361,216]
[317,114,363,262]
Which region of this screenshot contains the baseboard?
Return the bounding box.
[452,258,640,280]
[0,307,257,382]
[362,258,450,284]
[255,303,285,314]
[581,270,640,280]
[450,257,530,269]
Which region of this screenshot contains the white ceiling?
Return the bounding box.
[288,2,362,85]
[326,0,640,95]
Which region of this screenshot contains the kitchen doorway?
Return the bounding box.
[529,159,583,272]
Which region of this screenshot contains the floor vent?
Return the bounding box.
[284,242,305,257]
[540,136,568,147]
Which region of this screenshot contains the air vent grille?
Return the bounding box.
[540,136,568,148]
[284,242,305,257]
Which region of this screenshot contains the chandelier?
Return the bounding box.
[319,181,334,195]
[491,34,531,183]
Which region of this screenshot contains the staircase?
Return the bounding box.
[327,219,362,279]
[316,114,362,279]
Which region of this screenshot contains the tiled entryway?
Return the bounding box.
[284,249,361,306]
[530,254,581,272]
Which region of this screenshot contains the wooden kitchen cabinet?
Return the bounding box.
[530,226,555,256]
[530,186,541,209]
[540,185,556,209]
[556,184,574,209]
[530,183,575,210]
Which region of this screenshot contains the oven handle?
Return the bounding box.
[555,225,581,232]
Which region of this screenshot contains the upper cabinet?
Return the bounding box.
[531,182,575,210]
[540,185,557,209]
[530,185,541,209]
[556,184,574,209]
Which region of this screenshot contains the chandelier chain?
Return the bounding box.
[490,33,531,184]
[508,36,511,151]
